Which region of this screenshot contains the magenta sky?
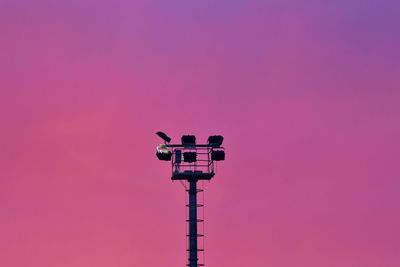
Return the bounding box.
[1,0,400,266]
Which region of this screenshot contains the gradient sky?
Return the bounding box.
[1,0,400,266]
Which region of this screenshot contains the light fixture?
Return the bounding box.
[181,135,196,147]
[175,150,182,163]
[156,131,171,143]
[211,150,225,161]
[208,135,223,147]
[156,144,172,161]
[183,152,197,162]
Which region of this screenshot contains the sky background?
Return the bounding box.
[1,0,400,266]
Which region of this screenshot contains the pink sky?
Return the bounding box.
[1,0,400,266]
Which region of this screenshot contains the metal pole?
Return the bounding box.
[188,179,198,267]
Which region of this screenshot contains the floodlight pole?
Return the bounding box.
[156,133,225,267]
[188,179,198,267]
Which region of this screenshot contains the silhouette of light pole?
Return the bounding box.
[156,132,225,267]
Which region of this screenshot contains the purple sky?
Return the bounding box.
[1,0,400,266]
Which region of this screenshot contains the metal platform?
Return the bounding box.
[171,170,215,181]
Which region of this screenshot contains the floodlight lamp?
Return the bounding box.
[183,152,197,162]
[156,131,171,143]
[156,144,172,161]
[211,150,225,161]
[208,135,224,147]
[181,135,196,147]
[175,150,182,163]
